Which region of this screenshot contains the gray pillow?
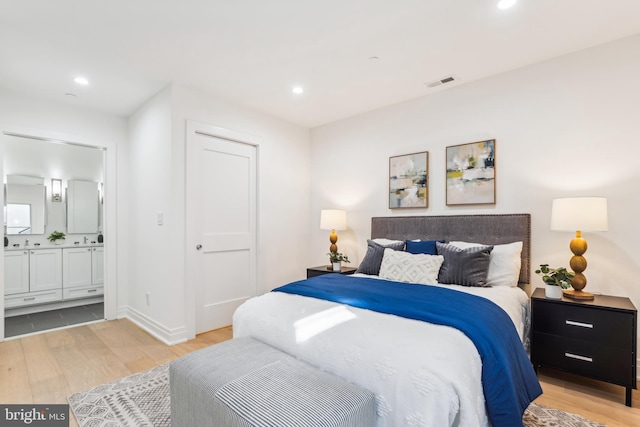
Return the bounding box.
[436,241,494,287]
[356,239,406,276]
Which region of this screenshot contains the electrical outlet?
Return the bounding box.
[146,292,150,306]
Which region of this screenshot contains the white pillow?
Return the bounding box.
[379,248,444,285]
[449,241,523,287]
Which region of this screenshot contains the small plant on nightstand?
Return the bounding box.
[328,252,350,272]
[535,264,575,299]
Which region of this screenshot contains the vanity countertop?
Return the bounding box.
[5,243,104,251]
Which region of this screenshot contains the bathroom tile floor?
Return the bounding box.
[4,303,104,338]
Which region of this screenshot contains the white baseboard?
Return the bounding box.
[119,305,188,346]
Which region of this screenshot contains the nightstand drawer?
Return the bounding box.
[533,332,634,387]
[533,301,633,348]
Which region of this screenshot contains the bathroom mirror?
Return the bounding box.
[4,175,46,235]
[3,133,104,237]
[67,180,99,233]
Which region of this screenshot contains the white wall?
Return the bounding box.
[0,88,127,334]
[126,84,311,343]
[310,34,640,311]
[125,86,175,338]
[0,89,126,144]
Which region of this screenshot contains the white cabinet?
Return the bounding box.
[63,247,93,288]
[4,250,30,295]
[91,246,104,285]
[29,248,62,292]
[62,246,104,300]
[5,289,63,309]
[4,248,63,308]
[4,246,103,309]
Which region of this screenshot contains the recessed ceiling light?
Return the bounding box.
[369,56,379,60]
[74,76,89,85]
[65,93,77,98]
[292,86,304,94]
[497,0,516,9]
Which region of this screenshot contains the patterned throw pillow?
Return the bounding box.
[356,239,405,276]
[379,248,444,285]
[436,242,493,287]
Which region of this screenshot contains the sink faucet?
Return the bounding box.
[84,236,88,244]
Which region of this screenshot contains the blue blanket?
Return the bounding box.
[273,274,542,427]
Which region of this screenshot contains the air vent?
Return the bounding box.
[425,75,457,88]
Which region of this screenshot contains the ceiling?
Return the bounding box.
[1,0,640,128]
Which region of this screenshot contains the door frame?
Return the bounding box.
[0,124,117,342]
[185,120,260,339]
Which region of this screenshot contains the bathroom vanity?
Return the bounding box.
[4,244,104,315]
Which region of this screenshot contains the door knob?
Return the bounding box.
[196,244,202,250]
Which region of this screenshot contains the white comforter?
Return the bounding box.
[233,277,530,427]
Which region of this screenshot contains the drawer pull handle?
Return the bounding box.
[565,352,593,363]
[87,289,97,293]
[565,320,593,328]
[24,297,36,301]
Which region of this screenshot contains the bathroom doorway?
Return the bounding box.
[3,133,106,338]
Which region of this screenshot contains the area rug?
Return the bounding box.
[68,364,607,427]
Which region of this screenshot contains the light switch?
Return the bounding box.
[157,212,163,226]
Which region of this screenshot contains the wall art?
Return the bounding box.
[389,151,428,209]
[446,139,495,205]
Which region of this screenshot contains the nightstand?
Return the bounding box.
[531,288,637,406]
[306,265,357,279]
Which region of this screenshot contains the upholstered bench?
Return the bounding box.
[170,337,376,427]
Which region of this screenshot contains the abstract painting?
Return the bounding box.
[446,139,496,205]
[389,151,428,209]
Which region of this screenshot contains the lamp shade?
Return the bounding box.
[320,209,347,231]
[550,197,608,232]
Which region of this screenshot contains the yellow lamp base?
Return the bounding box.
[562,289,594,301]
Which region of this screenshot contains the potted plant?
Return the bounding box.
[328,252,350,272]
[47,230,66,245]
[535,264,575,299]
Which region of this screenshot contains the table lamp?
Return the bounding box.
[320,209,347,264]
[550,197,608,300]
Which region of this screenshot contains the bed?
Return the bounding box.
[233,214,541,427]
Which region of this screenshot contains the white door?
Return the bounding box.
[186,121,258,335]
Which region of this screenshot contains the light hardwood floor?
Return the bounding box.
[1,319,639,426]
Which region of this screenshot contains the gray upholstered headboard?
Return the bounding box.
[371,214,531,285]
